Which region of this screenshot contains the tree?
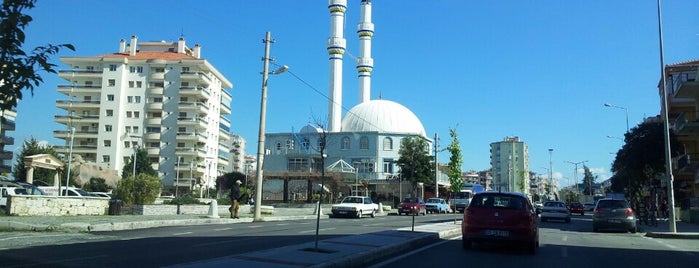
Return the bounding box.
[82,177,110,192]
[582,165,596,196]
[0,0,75,112]
[446,128,463,196]
[113,173,162,205]
[12,137,59,185]
[121,147,157,179]
[611,121,681,202]
[397,136,434,195]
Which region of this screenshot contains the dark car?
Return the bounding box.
[569,202,584,215]
[461,191,539,254]
[592,198,637,233]
[399,197,426,216]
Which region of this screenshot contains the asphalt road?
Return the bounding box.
[370,214,699,268]
[0,213,460,267]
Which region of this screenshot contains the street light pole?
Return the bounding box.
[132,144,138,179]
[604,103,629,133]
[657,0,676,232]
[64,127,75,196]
[254,32,288,221]
[565,160,588,201]
[175,156,181,197]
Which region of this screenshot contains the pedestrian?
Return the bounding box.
[230,180,241,219]
[660,200,669,220]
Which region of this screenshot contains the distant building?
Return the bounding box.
[490,136,530,194]
[0,108,16,174]
[55,36,233,193]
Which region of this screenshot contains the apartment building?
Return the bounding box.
[490,136,530,194]
[55,36,233,194]
[0,109,16,174]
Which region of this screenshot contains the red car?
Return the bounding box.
[569,202,585,215]
[399,197,426,216]
[462,191,539,254]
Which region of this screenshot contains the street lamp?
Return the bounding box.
[565,160,588,200]
[175,156,182,197]
[63,127,75,196]
[254,31,288,221]
[129,135,141,179]
[657,0,676,232]
[604,103,629,133]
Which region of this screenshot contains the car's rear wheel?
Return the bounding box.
[370,210,376,218]
[462,236,472,249]
[357,210,362,219]
[629,227,637,233]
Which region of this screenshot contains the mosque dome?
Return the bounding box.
[341,99,426,136]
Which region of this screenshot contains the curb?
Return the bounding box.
[645,232,699,239]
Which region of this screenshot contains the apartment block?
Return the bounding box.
[55,36,233,193]
[490,136,530,194]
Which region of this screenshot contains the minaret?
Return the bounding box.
[357,0,374,103]
[327,0,347,132]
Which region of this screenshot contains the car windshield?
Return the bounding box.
[426,198,441,203]
[471,194,524,209]
[544,202,564,208]
[597,200,628,209]
[342,197,363,204]
[403,198,418,203]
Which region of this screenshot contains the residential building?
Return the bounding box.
[0,108,16,174]
[660,59,699,212]
[490,136,530,194]
[228,134,246,173]
[55,36,233,194]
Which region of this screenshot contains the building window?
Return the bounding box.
[383,159,394,174]
[182,67,190,72]
[127,96,133,103]
[341,136,350,150]
[136,81,142,88]
[106,109,113,117]
[154,67,165,73]
[108,79,115,86]
[288,158,308,172]
[107,94,114,101]
[275,142,282,151]
[137,66,143,73]
[133,126,139,133]
[129,66,136,73]
[135,96,141,103]
[105,125,112,132]
[134,111,140,118]
[125,126,131,133]
[383,137,393,151]
[128,81,134,88]
[85,81,93,86]
[102,155,110,163]
[104,140,111,147]
[153,97,163,103]
[360,136,369,150]
[109,65,117,71]
[286,139,294,150]
[86,66,94,72]
[126,111,132,118]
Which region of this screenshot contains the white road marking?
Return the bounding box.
[299,228,336,234]
[214,227,233,231]
[172,232,192,236]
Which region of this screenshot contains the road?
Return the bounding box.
[370,214,699,268]
[0,213,461,267]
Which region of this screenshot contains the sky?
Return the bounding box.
[12,0,699,188]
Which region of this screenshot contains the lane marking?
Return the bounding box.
[172,232,192,236]
[214,227,232,231]
[298,228,336,234]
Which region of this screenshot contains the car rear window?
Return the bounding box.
[597,200,628,209]
[471,194,525,209]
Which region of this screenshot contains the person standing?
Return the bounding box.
[230,180,241,219]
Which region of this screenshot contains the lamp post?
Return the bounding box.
[63,127,75,196]
[175,156,181,197]
[657,0,676,232]
[548,148,553,193]
[254,31,289,221]
[565,160,588,200]
[604,103,629,133]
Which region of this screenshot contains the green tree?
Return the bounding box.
[121,147,157,179]
[397,136,434,195]
[611,121,681,202]
[113,173,162,205]
[82,177,110,192]
[0,0,74,112]
[446,128,463,195]
[582,165,596,196]
[12,138,59,185]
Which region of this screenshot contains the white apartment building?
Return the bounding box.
[55,36,233,194]
[228,134,246,173]
[0,108,16,174]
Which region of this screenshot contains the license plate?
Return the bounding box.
[484,230,509,237]
[608,219,621,223]
[338,211,347,214]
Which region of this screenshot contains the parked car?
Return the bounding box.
[461,191,538,254]
[592,198,637,233]
[569,202,585,215]
[425,198,449,214]
[533,201,543,214]
[540,201,571,223]
[330,196,379,218]
[89,192,113,198]
[399,197,426,216]
[583,202,595,212]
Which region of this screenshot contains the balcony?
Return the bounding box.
[179,102,209,113]
[176,132,198,141]
[55,114,98,125]
[175,147,199,157]
[150,72,165,80]
[674,153,698,174]
[0,136,14,145]
[145,117,162,125]
[56,100,101,109]
[58,69,103,79]
[148,86,164,95]
[1,120,15,131]
[673,72,699,99]
[144,132,161,141]
[674,112,699,135]
[57,85,102,94]
[0,150,13,160]
[221,102,231,115]
[146,101,163,110]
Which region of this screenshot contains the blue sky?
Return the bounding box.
[14,0,699,187]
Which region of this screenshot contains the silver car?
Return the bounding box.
[592,198,637,233]
[540,201,571,223]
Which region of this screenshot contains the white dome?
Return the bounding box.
[341,99,426,136]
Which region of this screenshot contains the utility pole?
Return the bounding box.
[565,160,587,202]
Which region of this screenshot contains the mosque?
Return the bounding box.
[260,0,445,205]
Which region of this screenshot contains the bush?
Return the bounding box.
[114,173,162,205]
[164,195,203,205]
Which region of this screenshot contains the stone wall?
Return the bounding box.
[7,195,109,216]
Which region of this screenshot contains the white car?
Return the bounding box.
[331,196,379,218]
[540,201,571,223]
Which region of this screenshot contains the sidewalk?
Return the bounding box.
[640,219,699,239]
